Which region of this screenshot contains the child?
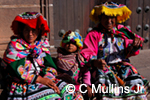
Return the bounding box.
[56,30,93,98]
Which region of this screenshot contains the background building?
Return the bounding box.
[0,0,150,57]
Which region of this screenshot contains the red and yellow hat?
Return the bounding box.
[90,2,132,23]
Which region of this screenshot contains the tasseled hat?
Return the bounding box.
[11,12,50,36]
[61,30,83,50]
[90,2,132,23]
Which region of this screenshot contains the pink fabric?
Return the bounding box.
[73,70,91,86]
[117,24,124,29]
[75,85,80,91]
[83,71,91,85]
[80,27,140,61]
[124,38,140,57]
[80,30,102,60]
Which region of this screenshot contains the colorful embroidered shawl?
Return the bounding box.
[3,38,57,84]
[56,47,85,75]
[3,38,50,64]
[56,47,91,85]
[81,24,144,61]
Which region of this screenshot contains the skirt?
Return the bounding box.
[92,62,150,100]
[6,67,83,100]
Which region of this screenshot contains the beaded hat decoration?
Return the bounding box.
[61,30,83,50]
[11,12,50,36]
[90,2,132,23]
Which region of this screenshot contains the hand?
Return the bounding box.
[36,76,60,94]
[87,85,94,98]
[133,37,143,47]
[93,59,106,70]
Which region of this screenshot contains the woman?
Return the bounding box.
[81,2,150,100]
[2,12,76,100]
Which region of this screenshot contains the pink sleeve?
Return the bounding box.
[80,30,102,61]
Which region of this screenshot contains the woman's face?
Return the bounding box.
[100,14,116,30]
[23,25,39,44]
[64,43,78,53]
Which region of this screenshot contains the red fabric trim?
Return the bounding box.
[11,12,50,36]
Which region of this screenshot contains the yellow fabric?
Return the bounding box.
[90,5,132,23]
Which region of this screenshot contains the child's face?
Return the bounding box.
[64,43,77,53]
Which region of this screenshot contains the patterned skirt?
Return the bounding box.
[92,62,150,100]
[6,68,83,100]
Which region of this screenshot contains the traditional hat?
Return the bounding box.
[11,12,50,36]
[90,2,132,23]
[61,30,83,50]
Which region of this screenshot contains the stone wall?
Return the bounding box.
[0,0,41,57]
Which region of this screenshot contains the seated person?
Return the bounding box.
[2,12,78,100]
[56,30,93,98]
[81,2,150,100]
